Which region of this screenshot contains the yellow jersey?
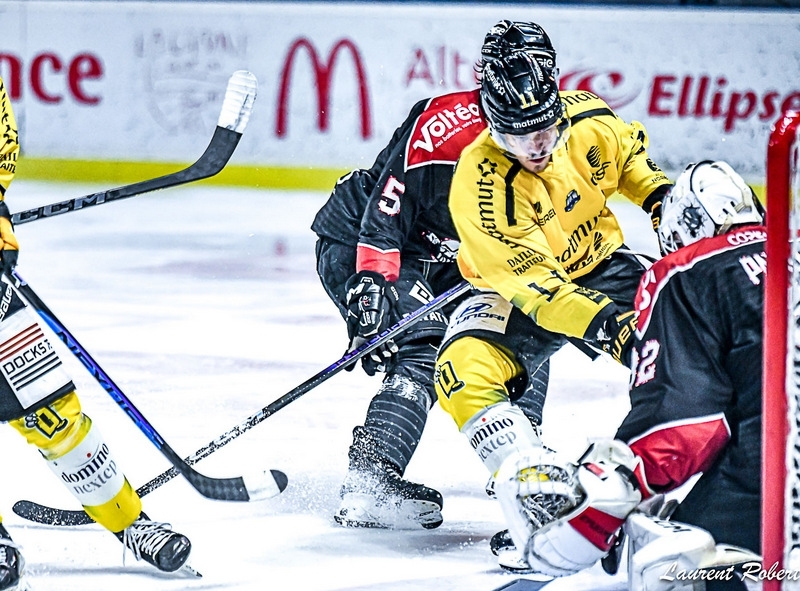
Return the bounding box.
[449,90,671,339]
[0,77,19,197]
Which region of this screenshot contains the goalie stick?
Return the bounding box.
[9,269,288,503]
[10,69,258,226]
[13,279,472,526]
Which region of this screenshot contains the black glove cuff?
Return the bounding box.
[352,270,387,287]
[583,304,621,342]
[641,184,671,215]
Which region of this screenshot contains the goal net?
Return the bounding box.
[764,110,800,590]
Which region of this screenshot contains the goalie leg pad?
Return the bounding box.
[495,448,642,578]
[625,512,760,591]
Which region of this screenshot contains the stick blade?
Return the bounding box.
[217,70,258,133]
[243,469,288,501]
[12,500,94,526]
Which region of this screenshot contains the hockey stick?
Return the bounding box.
[13,280,472,526]
[10,70,258,226]
[9,270,288,504]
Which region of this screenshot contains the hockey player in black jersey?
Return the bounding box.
[311,21,558,529]
[490,161,765,589]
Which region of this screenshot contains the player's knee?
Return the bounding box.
[435,336,521,429]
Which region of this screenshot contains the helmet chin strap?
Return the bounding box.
[717,215,734,236]
[716,164,758,235]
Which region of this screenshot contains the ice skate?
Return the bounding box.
[116,513,195,575]
[490,528,540,575]
[334,426,442,530]
[0,525,26,591]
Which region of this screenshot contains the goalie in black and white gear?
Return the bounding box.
[494,440,760,589]
[491,161,765,589]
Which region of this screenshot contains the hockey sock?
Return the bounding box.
[360,374,430,473]
[461,401,543,475]
[513,358,549,427]
[48,418,141,532]
[9,394,141,533]
[436,336,525,428]
[48,419,141,532]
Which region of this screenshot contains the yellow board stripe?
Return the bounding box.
[14,157,350,192]
[15,157,767,204]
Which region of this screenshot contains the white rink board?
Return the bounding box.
[2,1,799,179]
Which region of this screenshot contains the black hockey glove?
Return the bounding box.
[0,202,19,278]
[344,270,400,376]
[642,184,671,232]
[596,308,637,367]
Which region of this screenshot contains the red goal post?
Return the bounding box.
[764,110,800,590]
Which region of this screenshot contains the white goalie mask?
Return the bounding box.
[658,160,764,255]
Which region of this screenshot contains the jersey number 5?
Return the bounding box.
[378,176,404,216]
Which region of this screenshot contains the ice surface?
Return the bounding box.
[0,181,658,590]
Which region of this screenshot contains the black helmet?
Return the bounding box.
[481,52,563,135]
[480,20,557,76]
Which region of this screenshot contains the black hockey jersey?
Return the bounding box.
[617,225,766,493]
[311,89,485,281]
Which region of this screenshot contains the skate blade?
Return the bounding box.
[497,549,552,577]
[10,577,31,591]
[179,562,203,578]
[335,494,442,530]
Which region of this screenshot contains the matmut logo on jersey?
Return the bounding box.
[406,90,485,169]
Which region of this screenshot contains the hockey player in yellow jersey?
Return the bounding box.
[0,77,192,589]
[434,51,672,573]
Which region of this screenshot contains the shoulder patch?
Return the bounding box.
[405,89,485,170]
[634,226,766,335]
